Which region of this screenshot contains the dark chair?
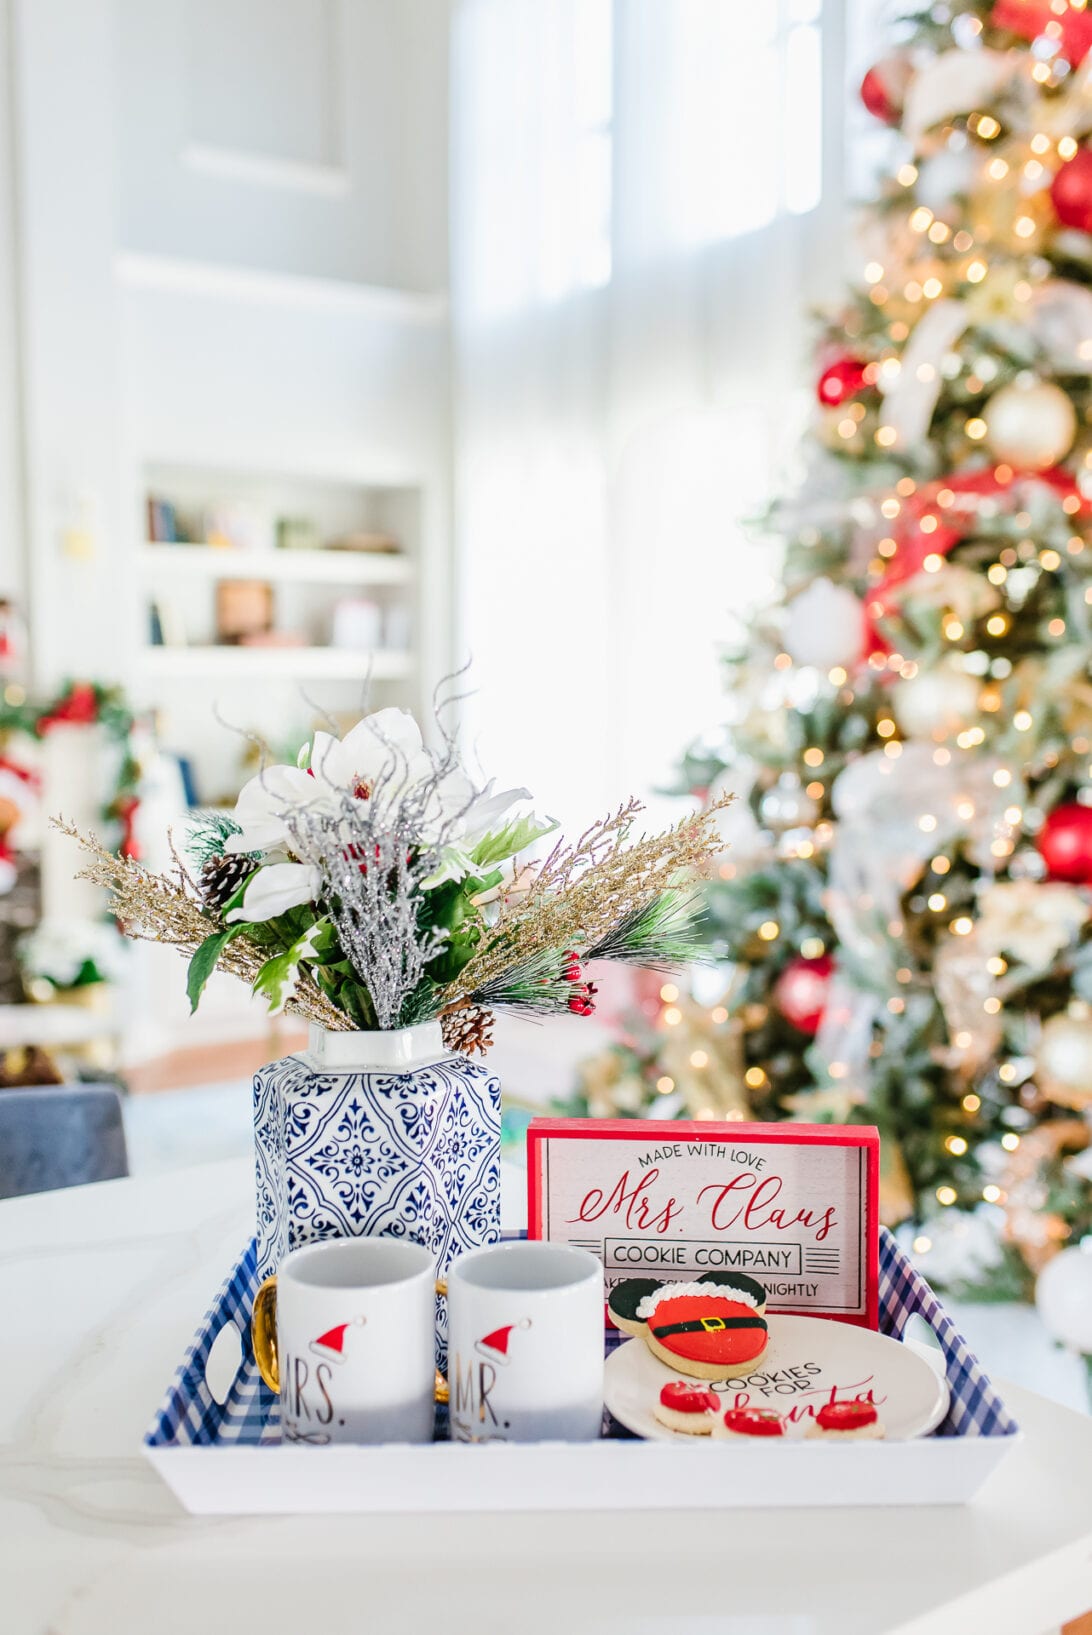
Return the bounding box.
[0,1083,129,1199]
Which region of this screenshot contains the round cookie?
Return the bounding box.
[641,1284,769,1380]
[653,1381,721,1435]
[712,1406,785,1440]
[805,1400,885,1441]
[606,1278,665,1336]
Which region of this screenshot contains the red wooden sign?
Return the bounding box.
[527,1117,880,1328]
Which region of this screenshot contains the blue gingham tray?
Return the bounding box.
[144,1229,1020,1513]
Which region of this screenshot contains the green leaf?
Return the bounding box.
[252,918,333,1016]
[187,926,243,1013]
[470,813,557,869]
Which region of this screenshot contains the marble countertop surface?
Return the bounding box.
[3,1158,1092,1635]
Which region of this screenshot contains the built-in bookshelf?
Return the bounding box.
[130,462,435,804]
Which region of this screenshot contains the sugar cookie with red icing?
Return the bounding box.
[653,1381,721,1435]
[607,1270,766,1336]
[639,1282,769,1379]
[805,1400,885,1440]
[712,1406,785,1440]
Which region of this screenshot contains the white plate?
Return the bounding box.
[605,1317,950,1443]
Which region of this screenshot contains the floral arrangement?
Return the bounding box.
[62,704,729,1053]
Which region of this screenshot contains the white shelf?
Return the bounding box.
[140,545,412,586]
[138,646,413,681]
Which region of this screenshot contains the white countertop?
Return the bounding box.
[2,1158,1091,1635]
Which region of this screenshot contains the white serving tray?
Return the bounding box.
[144,1233,1020,1513]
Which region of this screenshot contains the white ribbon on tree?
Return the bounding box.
[903,49,1018,142]
[879,299,970,451]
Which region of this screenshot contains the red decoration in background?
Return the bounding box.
[774,954,833,1035]
[38,682,100,732]
[1050,148,1092,235]
[991,0,1092,67]
[115,795,141,861]
[859,55,912,125]
[865,466,1092,648]
[817,356,871,408]
[1037,803,1092,885]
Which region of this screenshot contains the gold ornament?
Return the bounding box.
[982,380,1077,471]
[879,1138,915,1227]
[1035,1010,1092,1110]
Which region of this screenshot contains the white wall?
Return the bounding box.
[0,0,456,1058]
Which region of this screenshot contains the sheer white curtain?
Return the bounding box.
[452,0,844,828]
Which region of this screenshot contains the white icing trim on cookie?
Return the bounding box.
[635,1281,762,1319]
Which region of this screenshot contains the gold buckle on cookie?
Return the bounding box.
[700,1316,727,1332]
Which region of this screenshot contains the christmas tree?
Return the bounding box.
[567,0,1092,1299]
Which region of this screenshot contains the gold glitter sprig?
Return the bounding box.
[442,794,732,1007]
[55,821,349,1031]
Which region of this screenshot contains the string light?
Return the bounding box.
[954,1031,972,1049]
[711,1006,728,1024]
[966,417,987,440]
[963,1093,981,1113]
[1014,216,1036,239]
[1014,710,1033,731]
[656,1075,675,1094]
[946,1135,968,1156]
[690,1050,708,1069]
[931,855,951,873]
[993,768,1012,788]
[864,261,884,283]
[923,553,944,571]
[806,780,824,799]
[660,982,679,1003]
[803,747,824,767]
[966,259,988,282]
[1040,549,1061,570]
[1059,135,1078,160]
[663,1007,682,1026]
[987,957,1008,976]
[986,614,1008,635]
[877,718,896,738]
[1001,1133,1020,1151]
[913,1234,932,1254]
[951,916,974,935]
[983,1185,1003,1203]
[801,937,825,958]
[928,892,947,910]
[983,996,1002,1015]
[936,1186,957,1206]
[828,666,847,685]
[744,1066,767,1089]
[758,921,779,941]
[897,164,917,186]
[887,996,905,1014]
[919,814,938,833]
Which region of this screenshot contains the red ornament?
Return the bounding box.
[990,0,1092,67]
[1037,802,1092,885]
[817,356,870,409]
[774,954,833,1035]
[1050,149,1092,235]
[859,54,912,125]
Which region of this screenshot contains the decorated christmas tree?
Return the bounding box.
[567,0,1092,1302]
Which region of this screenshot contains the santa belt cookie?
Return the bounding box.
[609,1273,769,1380]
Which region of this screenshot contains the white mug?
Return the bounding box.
[445,1241,604,1443]
[252,1237,437,1445]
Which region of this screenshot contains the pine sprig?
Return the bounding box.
[583,891,709,969]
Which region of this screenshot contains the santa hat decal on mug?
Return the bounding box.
[474,1318,531,1366]
[309,1315,366,1365]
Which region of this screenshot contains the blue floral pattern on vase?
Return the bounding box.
[253,1047,500,1363]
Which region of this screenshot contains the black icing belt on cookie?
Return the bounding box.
[651,1316,768,1338]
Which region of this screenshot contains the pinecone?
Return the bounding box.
[200,852,254,913]
[441,1002,495,1057]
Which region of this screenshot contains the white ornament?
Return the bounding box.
[1029,281,1092,375]
[760,775,819,834]
[1036,1012,1092,1108]
[783,578,865,670]
[892,662,980,739]
[983,380,1077,471]
[977,880,1088,970]
[1035,1246,1092,1352]
[915,147,981,217]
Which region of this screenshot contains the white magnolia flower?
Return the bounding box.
[223,707,538,917]
[226,861,321,926]
[976,879,1088,970]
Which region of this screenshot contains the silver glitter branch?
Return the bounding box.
[272,703,484,1028]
